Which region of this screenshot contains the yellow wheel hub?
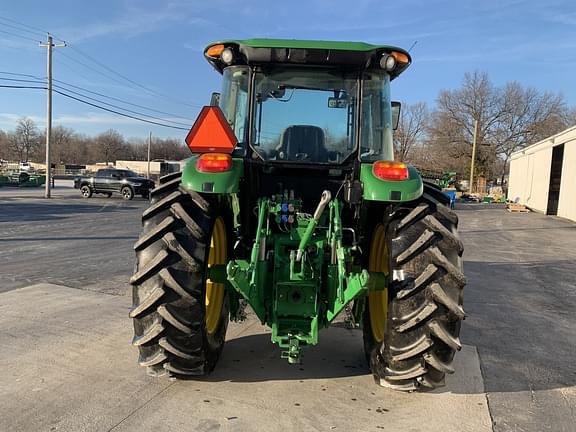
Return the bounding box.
[368,224,389,342]
[205,217,227,335]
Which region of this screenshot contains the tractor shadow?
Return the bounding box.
[205,325,371,383]
[200,327,485,395]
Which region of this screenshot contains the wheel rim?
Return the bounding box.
[368,224,389,343]
[123,188,130,199]
[82,187,89,197]
[205,217,226,335]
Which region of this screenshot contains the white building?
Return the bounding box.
[508,125,576,222]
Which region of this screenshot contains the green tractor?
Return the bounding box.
[130,39,466,391]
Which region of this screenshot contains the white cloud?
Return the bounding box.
[0,113,44,125]
[57,11,179,42]
[54,112,143,125]
[545,11,576,26]
[54,2,215,42]
[0,39,37,50]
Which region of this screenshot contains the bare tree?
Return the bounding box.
[493,82,567,183]
[567,106,576,126]
[394,102,428,162]
[0,129,11,160]
[428,71,503,177]
[9,117,40,161]
[119,137,189,162]
[1,118,191,165]
[51,126,76,164]
[95,129,125,164]
[428,71,570,181]
[155,138,189,160]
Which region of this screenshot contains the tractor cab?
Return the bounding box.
[205,39,409,165]
[192,39,412,214]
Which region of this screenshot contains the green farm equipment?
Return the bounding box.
[0,170,46,187]
[130,39,466,391]
[418,168,457,189]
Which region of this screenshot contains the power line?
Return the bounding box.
[58,49,199,109]
[0,20,45,38]
[56,50,134,89]
[66,44,201,109]
[0,28,41,43]
[57,49,203,112]
[0,84,189,130]
[57,50,202,112]
[51,84,191,127]
[0,71,196,123]
[0,77,44,84]
[1,16,200,111]
[0,16,47,36]
[0,76,192,126]
[0,16,198,129]
[0,84,46,89]
[0,71,44,79]
[53,89,189,130]
[55,79,196,121]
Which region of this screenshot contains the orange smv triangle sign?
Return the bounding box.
[185,106,238,154]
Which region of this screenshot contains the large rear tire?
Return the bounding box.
[363,187,466,391]
[129,172,229,377]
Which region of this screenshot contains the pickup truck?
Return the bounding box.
[74,168,155,200]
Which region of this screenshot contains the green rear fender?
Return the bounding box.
[360,163,423,202]
[180,156,243,194]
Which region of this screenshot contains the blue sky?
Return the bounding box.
[1,0,575,140]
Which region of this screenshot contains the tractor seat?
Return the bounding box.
[277,125,328,162]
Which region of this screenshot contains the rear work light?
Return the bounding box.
[196,153,232,173]
[373,161,409,181]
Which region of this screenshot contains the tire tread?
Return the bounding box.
[130,172,228,377]
[365,187,465,391]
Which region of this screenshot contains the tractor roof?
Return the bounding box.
[203,38,411,78]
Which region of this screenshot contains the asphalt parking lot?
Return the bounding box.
[1,182,575,432]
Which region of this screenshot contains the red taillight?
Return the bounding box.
[373,161,409,181]
[196,153,232,173]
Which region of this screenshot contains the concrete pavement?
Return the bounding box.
[458,204,576,432]
[0,283,491,432]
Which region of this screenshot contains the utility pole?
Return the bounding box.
[39,34,65,198]
[469,118,479,194]
[147,131,152,179]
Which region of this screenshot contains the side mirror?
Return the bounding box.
[269,86,286,99]
[392,101,401,130]
[210,92,221,106]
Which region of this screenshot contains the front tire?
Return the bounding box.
[129,172,229,377]
[121,186,134,200]
[80,185,92,198]
[363,188,466,391]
